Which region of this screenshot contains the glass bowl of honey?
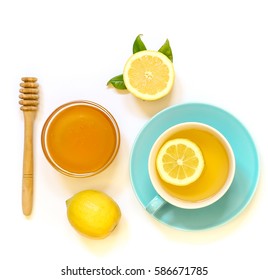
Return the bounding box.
[41,100,120,177]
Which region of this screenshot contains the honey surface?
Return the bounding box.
[46,105,117,174]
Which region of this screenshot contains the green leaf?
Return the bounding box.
[133,34,147,54]
[158,39,173,62]
[107,74,127,89]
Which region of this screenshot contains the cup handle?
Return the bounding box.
[146,195,167,215]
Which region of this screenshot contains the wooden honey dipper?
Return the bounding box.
[19,77,39,216]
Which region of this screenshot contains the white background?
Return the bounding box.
[1,0,267,279]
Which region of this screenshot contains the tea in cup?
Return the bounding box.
[147,122,235,212]
[41,101,120,177]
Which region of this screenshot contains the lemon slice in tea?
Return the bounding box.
[123,50,175,101]
[156,138,204,186]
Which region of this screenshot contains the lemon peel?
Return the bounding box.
[66,190,121,239]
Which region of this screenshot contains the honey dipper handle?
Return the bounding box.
[22,111,35,216]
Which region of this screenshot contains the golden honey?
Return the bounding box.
[42,101,120,177]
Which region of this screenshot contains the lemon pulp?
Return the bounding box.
[123,50,175,100]
[156,138,204,186]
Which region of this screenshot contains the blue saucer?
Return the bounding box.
[130,103,259,230]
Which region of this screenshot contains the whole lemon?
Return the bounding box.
[66,190,121,239]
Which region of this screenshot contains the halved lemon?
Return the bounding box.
[123,50,175,100]
[156,138,204,186]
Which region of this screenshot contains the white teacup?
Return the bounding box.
[147,122,235,213]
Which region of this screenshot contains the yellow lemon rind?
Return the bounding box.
[66,190,121,239]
